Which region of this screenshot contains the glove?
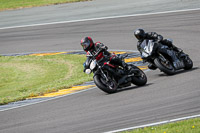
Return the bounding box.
[157,35,163,43]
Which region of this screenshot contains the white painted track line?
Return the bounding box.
[105,114,200,133]
[0,8,200,30]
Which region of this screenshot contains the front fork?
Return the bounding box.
[97,64,109,82]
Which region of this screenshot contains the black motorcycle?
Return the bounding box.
[84,50,147,94]
[139,39,193,75]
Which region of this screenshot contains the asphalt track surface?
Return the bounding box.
[0,3,200,133]
[1,0,200,29]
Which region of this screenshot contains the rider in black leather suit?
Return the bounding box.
[134,29,182,69]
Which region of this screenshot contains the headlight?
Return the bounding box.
[90,60,97,70]
[85,69,91,74]
[142,52,149,58]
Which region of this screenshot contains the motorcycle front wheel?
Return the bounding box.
[93,74,118,94]
[154,57,175,75]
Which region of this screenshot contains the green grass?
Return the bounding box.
[0,54,93,105]
[0,0,90,11]
[122,118,200,133]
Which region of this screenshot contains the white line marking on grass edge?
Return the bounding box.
[104,114,200,133]
[0,8,200,30]
[0,87,96,112]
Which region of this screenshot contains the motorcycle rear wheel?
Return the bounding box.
[93,74,118,94]
[131,66,147,86]
[183,56,193,70]
[154,57,175,75]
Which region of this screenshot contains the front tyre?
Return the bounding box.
[154,57,175,75]
[131,66,147,86]
[93,74,117,94]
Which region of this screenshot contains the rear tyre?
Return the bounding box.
[183,56,193,70]
[154,57,175,75]
[131,66,147,86]
[93,74,117,94]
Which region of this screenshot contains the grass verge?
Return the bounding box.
[0,54,92,105]
[122,117,200,133]
[0,0,90,11]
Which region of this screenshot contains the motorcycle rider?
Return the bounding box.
[80,37,132,74]
[133,29,183,69]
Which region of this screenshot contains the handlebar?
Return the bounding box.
[86,48,104,58]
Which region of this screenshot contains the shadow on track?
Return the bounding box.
[115,83,153,93]
[157,67,199,77]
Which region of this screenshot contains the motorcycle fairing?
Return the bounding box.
[140,40,155,58]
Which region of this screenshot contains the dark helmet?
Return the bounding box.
[134,29,145,40]
[80,37,94,51]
